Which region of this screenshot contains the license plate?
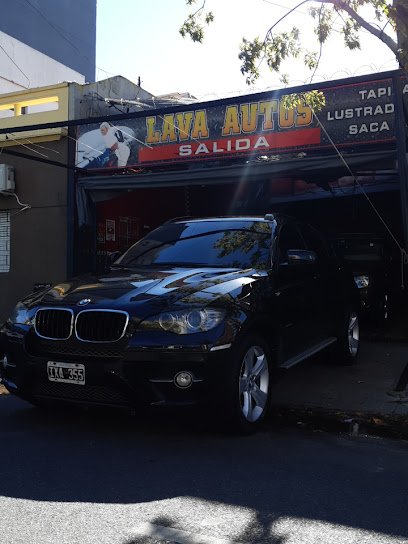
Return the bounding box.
[47,361,85,385]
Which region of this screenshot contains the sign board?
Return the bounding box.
[76,75,406,171]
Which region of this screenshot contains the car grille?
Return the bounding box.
[32,381,133,406]
[25,334,124,360]
[35,308,73,340]
[75,310,128,342]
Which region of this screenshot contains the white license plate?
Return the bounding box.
[47,361,85,385]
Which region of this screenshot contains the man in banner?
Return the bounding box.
[100,122,131,167]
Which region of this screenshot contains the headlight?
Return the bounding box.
[354,275,370,289]
[7,302,34,325]
[141,308,226,335]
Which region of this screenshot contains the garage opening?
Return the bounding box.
[78,178,403,328]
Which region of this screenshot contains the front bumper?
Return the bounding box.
[0,324,233,409]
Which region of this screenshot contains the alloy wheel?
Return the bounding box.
[239,345,269,422]
[348,312,359,357]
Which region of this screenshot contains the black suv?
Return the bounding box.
[0,215,360,432]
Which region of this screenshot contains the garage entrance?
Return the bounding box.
[74,70,408,334]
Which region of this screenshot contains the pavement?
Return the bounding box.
[1,337,408,439]
[269,339,408,438]
[1,399,407,544]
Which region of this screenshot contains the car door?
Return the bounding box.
[301,224,340,339]
[274,221,321,363]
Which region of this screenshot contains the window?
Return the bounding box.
[302,225,331,260]
[0,211,10,273]
[117,220,272,270]
[277,223,305,262]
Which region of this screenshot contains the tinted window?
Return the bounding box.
[116,220,272,270]
[302,225,331,260]
[277,224,306,262]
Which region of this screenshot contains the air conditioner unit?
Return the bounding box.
[0,164,15,192]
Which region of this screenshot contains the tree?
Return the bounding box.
[180,0,407,108]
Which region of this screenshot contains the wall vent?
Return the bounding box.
[0,211,10,273]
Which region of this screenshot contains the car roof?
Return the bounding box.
[169,215,278,224]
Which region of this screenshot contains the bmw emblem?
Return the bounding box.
[78,298,91,306]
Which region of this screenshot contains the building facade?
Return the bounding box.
[0,76,153,321]
[0,0,96,93]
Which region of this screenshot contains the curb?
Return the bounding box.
[269,404,408,440]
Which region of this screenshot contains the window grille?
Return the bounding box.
[0,211,10,273]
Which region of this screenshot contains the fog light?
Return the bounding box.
[174,371,193,389]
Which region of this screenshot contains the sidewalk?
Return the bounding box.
[270,340,408,438]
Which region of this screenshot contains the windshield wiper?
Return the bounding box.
[149,262,232,268]
[110,264,133,270]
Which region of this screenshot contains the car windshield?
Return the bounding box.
[115,220,272,270]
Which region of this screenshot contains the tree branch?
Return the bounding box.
[314,0,398,55]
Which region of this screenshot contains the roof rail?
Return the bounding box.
[164,216,196,224]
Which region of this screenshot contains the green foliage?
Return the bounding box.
[179,0,214,43]
[239,28,301,85]
[342,18,361,50]
[281,90,326,111]
[214,223,271,270]
[180,0,406,109]
[310,5,333,44]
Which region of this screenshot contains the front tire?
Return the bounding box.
[332,309,360,365]
[222,334,273,434]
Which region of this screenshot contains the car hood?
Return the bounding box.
[29,266,265,318]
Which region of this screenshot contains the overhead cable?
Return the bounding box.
[0,43,30,87]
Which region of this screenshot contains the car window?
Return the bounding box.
[277,224,306,263]
[116,220,272,270]
[302,225,331,260]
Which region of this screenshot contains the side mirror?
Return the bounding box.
[107,251,122,265]
[286,249,317,265]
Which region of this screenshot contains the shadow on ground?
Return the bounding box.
[0,392,407,542]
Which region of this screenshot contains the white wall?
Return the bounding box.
[0,30,85,93]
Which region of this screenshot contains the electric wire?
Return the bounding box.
[22,0,120,85]
[108,124,153,149]
[0,191,31,214]
[67,135,105,166]
[2,133,49,158]
[156,115,203,146]
[310,105,407,288]
[0,42,30,87]
[8,133,60,155]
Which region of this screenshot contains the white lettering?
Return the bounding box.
[235,139,250,150]
[179,145,192,156]
[359,86,392,100]
[212,142,224,153]
[195,143,209,154]
[254,136,269,149]
[348,121,390,135]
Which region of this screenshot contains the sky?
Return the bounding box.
[95,0,398,100]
